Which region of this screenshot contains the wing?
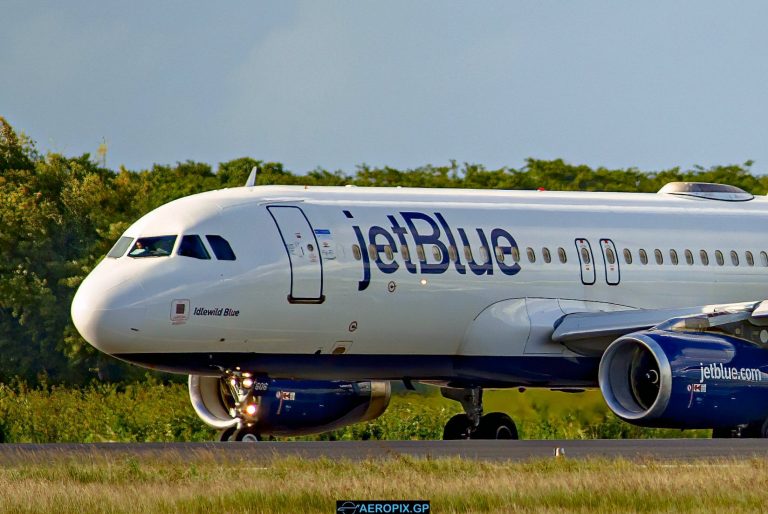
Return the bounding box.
[552,300,766,356]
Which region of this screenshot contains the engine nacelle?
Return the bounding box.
[599,329,768,429]
[189,375,391,436]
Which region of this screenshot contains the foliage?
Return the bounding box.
[0,379,212,443]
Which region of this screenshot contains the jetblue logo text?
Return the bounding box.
[337,500,430,514]
[350,210,520,291]
[699,362,763,383]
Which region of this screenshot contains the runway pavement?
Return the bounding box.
[1,439,768,464]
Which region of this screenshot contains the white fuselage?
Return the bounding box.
[71,185,768,386]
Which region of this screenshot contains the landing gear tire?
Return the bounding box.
[443,414,473,440]
[442,412,519,440]
[217,426,238,442]
[477,412,518,440]
[440,387,520,440]
[233,427,262,442]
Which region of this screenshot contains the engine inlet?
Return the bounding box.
[599,335,672,420]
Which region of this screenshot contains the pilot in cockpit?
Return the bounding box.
[129,241,147,257]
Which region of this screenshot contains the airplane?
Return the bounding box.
[71,179,768,441]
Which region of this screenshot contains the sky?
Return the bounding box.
[2,1,768,175]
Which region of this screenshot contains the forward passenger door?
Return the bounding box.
[267,205,325,304]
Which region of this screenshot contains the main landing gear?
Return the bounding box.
[712,419,768,439]
[440,387,519,440]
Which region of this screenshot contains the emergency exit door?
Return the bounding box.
[267,206,325,304]
[575,238,596,285]
[599,238,620,285]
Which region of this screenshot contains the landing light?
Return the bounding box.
[242,377,254,389]
[245,404,257,416]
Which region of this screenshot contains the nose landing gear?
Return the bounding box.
[441,387,519,440]
[218,371,263,442]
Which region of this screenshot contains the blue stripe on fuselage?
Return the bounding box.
[115,352,600,388]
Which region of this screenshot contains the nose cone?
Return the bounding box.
[71,266,147,355]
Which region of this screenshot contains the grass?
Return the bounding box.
[0,454,764,513]
[0,380,710,442]
[313,388,710,441]
[0,381,731,512]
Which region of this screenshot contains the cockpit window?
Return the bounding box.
[128,236,177,258]
[178,235,211,260]
[206,235,237,261]
[107,236,134,258]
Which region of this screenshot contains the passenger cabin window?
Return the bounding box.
[385,245,395,261]
[178,235,211,260]
[129,235,177,258]
[746,251,755,267]
[580,247,591,265]
[685,249,694,265]
[558,247,567,263]
[401,244,411,261]
[206,235,236,260]
[700,250,709,266]
[730,250,739,266]
[495,246,505,263]
[527,247,536,263]
[479,246,490,264]
[448,246,458,262]
[654,249,663,265]
[416,245,426,262]
[623,248,632,264]
[463,246,473,262]
[542,247,552,263]
[352,244,362,261]
[511,247,520,262]
[605,247,616,265]
[669,249,678,265]
[368,244,377,260]
[762,251,768,267]
[107,236,134,258]
[639,249,648,265]
[431,245,442,261]
[715,250,724,266]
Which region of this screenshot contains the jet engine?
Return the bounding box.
[189,375,391,438]
[599,313,768,432]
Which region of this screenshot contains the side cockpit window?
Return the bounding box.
[179,235,211,260]
[107,236,134,258]
[129,236,177,258]
[206,235,237,261]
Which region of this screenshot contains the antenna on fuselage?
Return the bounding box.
[245,166,258,187]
